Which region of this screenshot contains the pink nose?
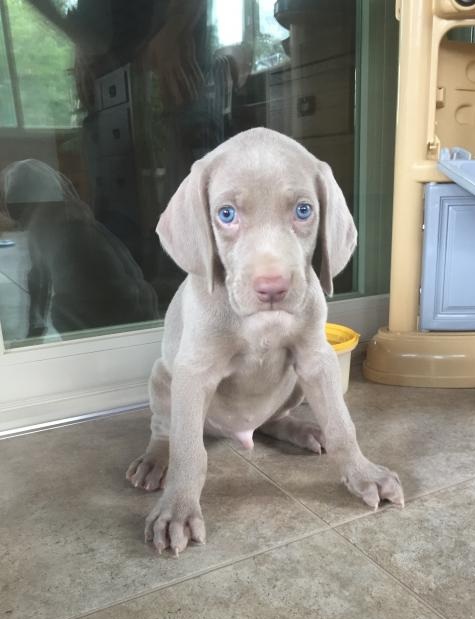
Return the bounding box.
[253,275,290,304]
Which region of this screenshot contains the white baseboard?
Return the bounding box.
[0,295,388,435]
[0,327,161,434]
[0,381,148,437]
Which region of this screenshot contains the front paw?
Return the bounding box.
[342,459,404,510]
[145,490,206,556]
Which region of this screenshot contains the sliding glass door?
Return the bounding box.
[0,1,398,432]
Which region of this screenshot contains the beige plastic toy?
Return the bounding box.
[363,0,475,387]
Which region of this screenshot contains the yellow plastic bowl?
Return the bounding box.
[326,323,360,393]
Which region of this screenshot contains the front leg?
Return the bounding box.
[295,338,404,510]
[27,262,51,338]
[145,364,217,556]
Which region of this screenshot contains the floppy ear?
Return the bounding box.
[157,160,217,293]
[315,161,357,297]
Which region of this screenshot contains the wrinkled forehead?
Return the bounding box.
[207,145,316,208]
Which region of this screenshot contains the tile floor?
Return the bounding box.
[0,367,474,619]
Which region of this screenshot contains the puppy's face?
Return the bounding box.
[157,128,357,311]
[209,150,319,317]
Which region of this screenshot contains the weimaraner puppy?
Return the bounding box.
[127,127,404,555]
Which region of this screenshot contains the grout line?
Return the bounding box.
[72,526,335,619]
[74,510,452,619]
[228,440,475,530]
[226,441,330,524]
[335,474,475,524]
[400,476,475,505]
[323,475,475,529]
[226,444,416,530]
[332,528,449,619]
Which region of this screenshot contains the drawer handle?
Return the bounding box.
[112,128,121,140]
[109,85,117,98]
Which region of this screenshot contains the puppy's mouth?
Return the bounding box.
[256,300,292,312]
[231,298,295,318]
[239,295,301,318]
[242,308,295,321]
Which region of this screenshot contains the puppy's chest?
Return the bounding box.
[229,332,292,383]
[233,347,287,375]
[222,313,298,388]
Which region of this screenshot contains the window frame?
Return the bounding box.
[0,0,22,127]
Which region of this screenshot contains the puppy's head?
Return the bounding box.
[157,128,356,316]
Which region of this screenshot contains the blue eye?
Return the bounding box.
[218,206,236,224]
[295,202,313,220]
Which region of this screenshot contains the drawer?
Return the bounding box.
[267,56,354,140]
[97,104,132,156]
[96,155,138,216]
[292,63,353,139]
[97,68,129,110]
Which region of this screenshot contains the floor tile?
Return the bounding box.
[0,274,29,343]
[0,411,324,619]
[87,529,440,619]
[235,368,475,525]
[338,479,475,619]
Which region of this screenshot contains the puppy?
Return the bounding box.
[127,128,403,555]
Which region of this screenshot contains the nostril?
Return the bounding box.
[256,291,272,303]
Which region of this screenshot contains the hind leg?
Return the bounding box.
[126,359,171,491]
[259,385,325,454]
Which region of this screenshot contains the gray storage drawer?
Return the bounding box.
[94,67,129,111]
[420,183,475,330]
[97,104,132,157]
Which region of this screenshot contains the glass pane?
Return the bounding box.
[0,0,356,349]
[0,6,16,126]
[211,0,243,47]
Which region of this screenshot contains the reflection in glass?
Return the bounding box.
[1,159,158,340]
[0,0,356,348]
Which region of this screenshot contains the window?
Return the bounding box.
[0,0,80,128]
[211,0,244,47]
[253,0,289,72]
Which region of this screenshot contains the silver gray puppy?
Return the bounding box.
[127,128,404,556]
